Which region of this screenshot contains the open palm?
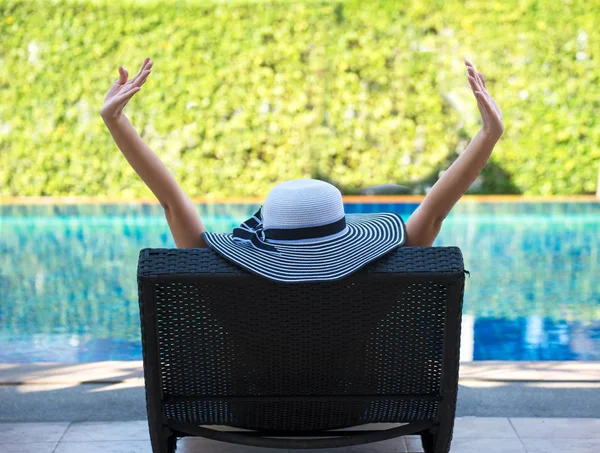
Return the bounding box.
[100,57,154,120]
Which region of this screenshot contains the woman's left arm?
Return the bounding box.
[101,57,208,248]
[103,113,209,249]
[404,59,504,246]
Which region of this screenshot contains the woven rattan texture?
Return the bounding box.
[137,246,465,280]
[141,248,463,432]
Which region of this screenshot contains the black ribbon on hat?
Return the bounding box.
[232,206,347,254]
[232,207,280,254]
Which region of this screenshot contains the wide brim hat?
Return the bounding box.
[202,179,406,283]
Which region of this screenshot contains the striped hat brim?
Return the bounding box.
[201,212,406,283]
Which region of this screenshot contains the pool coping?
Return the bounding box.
[1,195,599,204]
[1,361,598,385]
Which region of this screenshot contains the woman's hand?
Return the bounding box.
[100,57,154,121]
[465,59,504,139]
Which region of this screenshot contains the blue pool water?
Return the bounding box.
[1,201,599,363]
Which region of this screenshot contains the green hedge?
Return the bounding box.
[1,0,599,197]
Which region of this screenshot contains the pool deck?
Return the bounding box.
[1,361,599,419]
[1,417,599,453]
[1,361,599,451]
[3,360,599,385]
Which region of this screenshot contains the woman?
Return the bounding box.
[100,57,503,280]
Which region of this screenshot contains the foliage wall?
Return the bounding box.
[1,0,599,197]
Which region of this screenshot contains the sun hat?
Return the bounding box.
[201,178,406,283]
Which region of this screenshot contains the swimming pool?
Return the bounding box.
[1,200,599,362]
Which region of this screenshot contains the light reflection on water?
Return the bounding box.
[0,201,599,362]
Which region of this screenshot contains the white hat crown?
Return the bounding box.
[201,177,406,282]
[262,179,345,230]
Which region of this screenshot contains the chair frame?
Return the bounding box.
[137,246,466,453]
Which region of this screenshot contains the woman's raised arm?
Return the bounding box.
[404,59,504,246]
[100,57,208,248]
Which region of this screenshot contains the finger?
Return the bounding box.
[466,63,486,90]
[467,66,483,88]
[129,58,152,85]
[128,65,152,88]
[478,71,486,88]
[131,69,152,88]
[468,75,483,93]
[139,73,150,87]
[475,91,491,115]
[476,89,494,113]
[136,58,150,78]
[475,71,487,92]
[474,92,491,125]
[117,66,128,84]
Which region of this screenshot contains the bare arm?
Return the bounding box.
[102,114,208,248]
[100,57,208,248]
[404,59,504,246]
[404,129,500,246]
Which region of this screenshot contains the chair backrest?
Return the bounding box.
[137,246,466,433]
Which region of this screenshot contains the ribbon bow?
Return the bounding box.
[232,206,281,255]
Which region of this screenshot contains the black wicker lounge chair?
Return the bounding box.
[137,246,467,453]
